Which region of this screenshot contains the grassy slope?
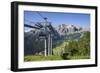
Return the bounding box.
[24,55,63,62]
[24,55,89,62]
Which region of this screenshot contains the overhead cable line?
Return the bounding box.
[36,11,48,21]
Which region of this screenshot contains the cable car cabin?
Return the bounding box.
[38,29,49,37]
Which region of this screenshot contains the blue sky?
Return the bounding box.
[24,11,90,29]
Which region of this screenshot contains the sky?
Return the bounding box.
[24,11,90,31]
